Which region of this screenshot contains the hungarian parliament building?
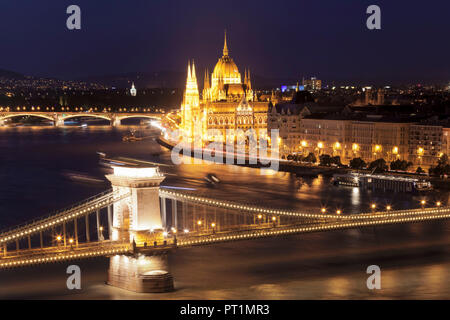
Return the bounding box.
[180,33,269,142]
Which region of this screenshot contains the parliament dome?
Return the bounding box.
[213,56,240,80]
[212,32,241,84]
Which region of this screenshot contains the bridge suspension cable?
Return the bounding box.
[0,189,130,245]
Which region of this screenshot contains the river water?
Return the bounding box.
[0,126,449,299]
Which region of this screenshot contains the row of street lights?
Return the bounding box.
[319,200,444,216]
[165,199,445,239]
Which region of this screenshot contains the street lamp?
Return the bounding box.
[56,235,62,246]
[336,210,342,215]
[321,208,327,214]
[436,201,442,207]
[392,146,399,155]
[417,147,424,156]
[386,205,392,211]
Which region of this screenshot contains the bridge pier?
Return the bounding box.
[106,165,174,293]
[108,253,173,293]
[54,115,64,127]
[111,116,121,127]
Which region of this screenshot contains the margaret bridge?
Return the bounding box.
[0,163,449,292]
[0,110,162,126]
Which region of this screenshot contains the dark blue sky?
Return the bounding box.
[1,0,449,84]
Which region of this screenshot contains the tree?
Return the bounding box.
[368,158,388,173]
[416,167,425,174]
[303,152,317,163]
[437,154,449,166]
[390,159,413,171]
[429,154,450,177]
[349,157,366,169]
[331,156,342,166]
[319,154,332,166]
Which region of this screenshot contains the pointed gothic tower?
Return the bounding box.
[203,69,211,102]
[246,69,253,101]
[223,30,229,56]
[181,60,200,137]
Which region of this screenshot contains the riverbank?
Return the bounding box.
[156,137,344,176]
[156,137,450,184]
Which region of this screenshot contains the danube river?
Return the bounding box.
[0,126,449,299]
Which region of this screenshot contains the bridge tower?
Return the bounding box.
[54,114,64,127]
[105,165,174,293]
[111,115,121,127]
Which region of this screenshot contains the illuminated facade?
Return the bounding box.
[295,118,445,169]
[180,32,269,141]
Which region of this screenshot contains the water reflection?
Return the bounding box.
[0,126,449,299]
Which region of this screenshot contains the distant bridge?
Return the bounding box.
[1,165,449,292]
[0,111,163,126]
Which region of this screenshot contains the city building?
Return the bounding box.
[268,90,351,155]
[277,108,446,169]
[180,32,269,142]
[302,77,322,91]
[408,124,443,168]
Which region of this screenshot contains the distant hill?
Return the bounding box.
[78,71,186,89]
[0,66,301,89]
[78,71,298,90]
[0,68,26,80]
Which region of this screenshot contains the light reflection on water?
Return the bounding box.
[0,126,449,299]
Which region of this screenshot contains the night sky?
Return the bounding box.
[1,0,449,84]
